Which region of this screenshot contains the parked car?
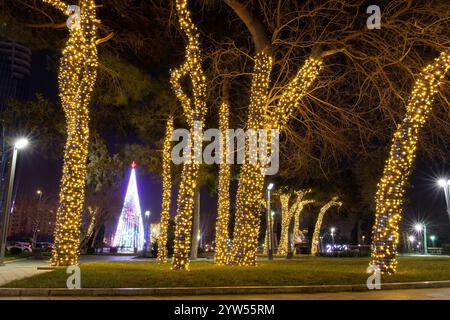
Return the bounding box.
[35,242,53,252]
[6,241,32,254]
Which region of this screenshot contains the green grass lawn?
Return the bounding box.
[4,252,32,262]
[4,256,450,288]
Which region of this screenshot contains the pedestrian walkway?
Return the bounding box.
[0,259,52,286]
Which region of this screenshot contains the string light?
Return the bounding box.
[230,54,323,266]
[41,0,99,266]
[271,57,323,129]
[157,116,174,263]
[371,50,450,274]
[311,197,342,256]
[170,0,207,271]
[214,101,231,265]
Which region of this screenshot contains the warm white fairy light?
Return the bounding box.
[229,50,273,266]
[214,101,231,265]
[157,117,174,263]
[230,55,323,266]
[170,0,207,271]
[371,50,450,274]
[40,0,99,266]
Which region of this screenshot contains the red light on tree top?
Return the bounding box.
[131,160,137,168]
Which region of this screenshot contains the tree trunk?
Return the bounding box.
[190,187,200,260]
[224,0,270,53]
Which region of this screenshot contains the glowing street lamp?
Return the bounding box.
[330,227,336,246]
[0,138,29,266]
[437,178,450,223]
[430,235,436,247]
[414,223,428,255]
[266,183,275,260]
[144,210,151,257]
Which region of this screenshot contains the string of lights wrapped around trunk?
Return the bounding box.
[371,50,450,274]
[230,55,323,266]
[170,0,207,271]
[157,116,174,263]
[311,197,342,257]
[277,189,313,255]
[39,0,99,266]
[229,51,273,266]
[276,193,291,255]
[293,199,315,249]
[214,101,231,265]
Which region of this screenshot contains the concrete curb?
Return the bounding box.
[2,280,450,297]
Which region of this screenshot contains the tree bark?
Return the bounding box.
[224,0,270,53]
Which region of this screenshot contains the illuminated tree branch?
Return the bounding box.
[371,49,450,274]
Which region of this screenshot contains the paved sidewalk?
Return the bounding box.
[2,287,450,300]
[0,259,52,286]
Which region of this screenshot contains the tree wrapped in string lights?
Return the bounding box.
[229,55,324,266]
[277,189,314,255]
[170,0,207,270]
[157,116,174,263]
[293,196,315,249]
[276,193,292,255]
[371,50,450,274]
[214,84,231,265]
[311,196,342,256]
[38,0,101,266]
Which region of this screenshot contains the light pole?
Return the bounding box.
[32,189,43,249]
[0,138,29,266]
[408,235,415,253]
[330,227,336,246]
[430,235,436,247]
[144,210,151,257]
[266,183,274,260]
[415,223,427,255]
[438,178,450,222]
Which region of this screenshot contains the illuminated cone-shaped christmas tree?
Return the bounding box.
[113,161,145,252]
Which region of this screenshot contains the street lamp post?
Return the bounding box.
[266,183,274,260]
[33,189,43,249]
[430,235,436,247]
[415,223,428,255]
[330,227,336,246]
[0,138,29,266]
[144,210,151,257]
[408,235,415,253]
[438,179,450,222]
